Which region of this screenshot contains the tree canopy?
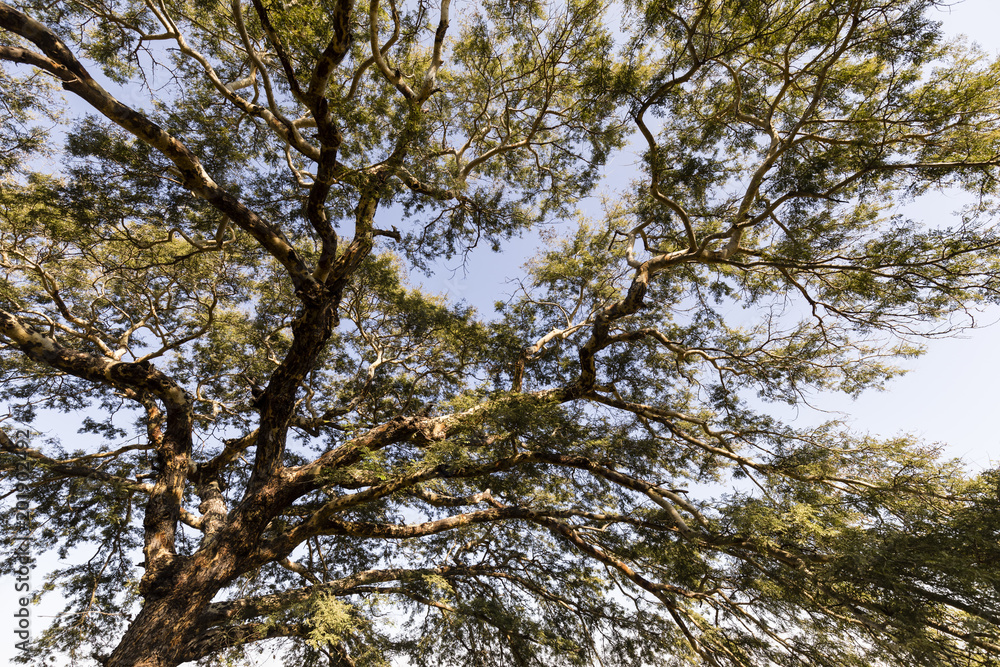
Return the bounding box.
[2,0,1000,665]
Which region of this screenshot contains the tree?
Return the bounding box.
[2,0,1000,664]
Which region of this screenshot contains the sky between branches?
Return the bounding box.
[2,1,1000,663]
[413,0,1000,473]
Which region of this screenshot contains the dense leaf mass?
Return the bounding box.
[2,0,1000,665]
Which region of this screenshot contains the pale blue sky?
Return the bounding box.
[428,0,1000,472]
[756,0,1000,471]
[4,1,1000,664]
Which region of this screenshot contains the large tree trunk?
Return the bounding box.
[105,588,211,667]
[105,536,244,667]
[105,471,302,666]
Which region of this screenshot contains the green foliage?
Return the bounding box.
[2,0,1000,666]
